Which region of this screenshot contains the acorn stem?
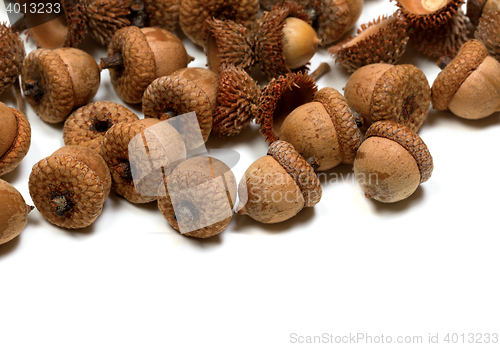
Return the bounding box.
[306,157,320,172]
[115,162,133,180]
[310,62,331,81]
[23,79,42,97]
[52,195,72,217]
[91,115,114,133]
[437,56,452,70]
[129,0,148,28]
[100,53,124,70]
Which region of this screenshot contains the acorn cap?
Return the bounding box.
[395,0,464,29]
[0,23,25,95]
[254,1,312,78]
[212,64,260,137]
[467,0,486,25]
[204,18,255,75]
[63,101,139,153]
[316,0,363,46]
[144,0,180,32]
[0,107,31,177]
[313,87,361,164]
[256,72,317,143]
[106,26,156,103]
[179,0,259,46]
[329,14,409,73]
[475,10,500,60]
[431,40,489,111]
[268,140,322,207]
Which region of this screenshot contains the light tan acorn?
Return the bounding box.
[63,101,139,153]
[431,39,500,119]
[353,120,433,203]
[158,156,237,238]
[344,63,431,132]
[0,23,25,98]
[475,10,500,60]
[467,0,500,25]
[29,145,112,229]
[237,140,322,224]
[395,0,464,29]
[0,179,33,246]
[0,103,31,177]
[100,26,192,104]
[21,48,100,123]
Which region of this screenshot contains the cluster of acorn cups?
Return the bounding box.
[2,0,500,244]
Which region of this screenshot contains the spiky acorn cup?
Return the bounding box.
[255,1,319,78]
[0,103,31,177]
[255,72,318,143]
[395,0,464,29]
[475,10,500,60]
[467,0,500,25]
[63,101,139,153]
[344,63,431,132]
[329,14,410,73]
[179,0,259,46]
[26,0,87,48]
[29,146,112,229]
[0,23,25,98]
[408,9,469,59]
[212,64,260,137]
[204,18,255,75]
[0,179,33,246]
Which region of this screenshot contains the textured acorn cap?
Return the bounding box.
[212,64,260,137]
[329,14,409,73]
[316,0,364,46]
[365,120,433,183]
[256,72,318,143]
[143,0,180,32]
[475,10,500,60]
[344,63,431,132]
[63,101,139,153]
[395,0,464,29]
[431,39,489,111]
[0,107,31,177]
[0,179,32,245]
[0,23,25,95]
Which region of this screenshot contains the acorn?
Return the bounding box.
[395,0,464,29]
[0,23,25,99]
[99,119,187,203]
[475,10,500,60]
[29,146,112,229]
[236,140,322,224]
[329,14,410,73]
[100,26,192,104]
[431,39,500,119]
[63,101,139,153]
[158,156,237,238]
[179,0,259,46]
[21,48,100,123]
[0,102,31,177]
[344,63,431,132]
[0,179,33,246]
[354,120,433,203]
[279,87,361,171]
[143,0,180,32]
[255,1,319,78]
[467,0,500,25]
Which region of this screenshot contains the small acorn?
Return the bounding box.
[100,26,192,104]
[0,179,33,246]
[237,140,322,224]
[395,0,464,29]
[0,103,31,177]
[0,23,25,97]
[467,0,500,25]
[158,156,237,238]
[475,10,500,60]
[22,48,100,123]
[353,120,433,203]
[29,145,112,229]
[63,101,139,153]
[344,63,431,132]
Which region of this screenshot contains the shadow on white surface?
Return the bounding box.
[371,185,426,215]
[232,206,316,233]
[0,234,21,259]
[426,108,500,129]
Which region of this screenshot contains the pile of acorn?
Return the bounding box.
[1,0,500,243]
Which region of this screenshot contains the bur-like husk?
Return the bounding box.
[475,10,500,60]
[0,23,25,95]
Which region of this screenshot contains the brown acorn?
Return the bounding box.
[63,101,139,153]
[100,119,187,203]
[0,179,33,246]
[344,63,431,132]
[329,14,410,73]
[22,48,100,123]
[0,103,31,177]
[179,0,259,46]
[158,156,237,238]
[0,23,25,98]
[29,145,112,229]
[475,10,500,60]
[100,26,192,104]
[395,0,464,29]
[143,0,180,32]
[467,0,500,25]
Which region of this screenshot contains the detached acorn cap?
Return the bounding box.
[475,10,500,60]
[212,64,260,137]
[63,101,139,153]
[329,14,410,73]
[0,104,31,177]
[395,0,464,29]
[315,0,364,46]
[0,23,25,95]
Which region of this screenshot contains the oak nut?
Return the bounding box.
[29,145,112,229]
[158,156,237,238]
[0,102,31,177]
[353,120,433,203]
[431,40,500,120]
[237,141,322,224]
[0,179,33,246]
[22,48,100,123]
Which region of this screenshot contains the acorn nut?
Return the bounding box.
[353,120,433,203]
[0,179,33,246]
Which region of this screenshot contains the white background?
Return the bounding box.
[1,1,499,346]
